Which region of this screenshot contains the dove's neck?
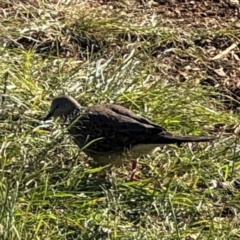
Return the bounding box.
[65,106,84,124]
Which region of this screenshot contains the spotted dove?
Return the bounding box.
[43,95,216,181]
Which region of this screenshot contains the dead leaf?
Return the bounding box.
[213,67,227,77]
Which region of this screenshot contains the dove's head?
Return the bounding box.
[43,95,81,120]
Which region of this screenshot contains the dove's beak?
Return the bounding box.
[42,109,54,121]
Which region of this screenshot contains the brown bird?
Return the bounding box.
[43,95,216,181]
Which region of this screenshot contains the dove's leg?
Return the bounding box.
[130,160,138,181]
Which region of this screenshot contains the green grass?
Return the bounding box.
[1,1,240,239]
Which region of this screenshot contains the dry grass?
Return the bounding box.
[1,0,240,239]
